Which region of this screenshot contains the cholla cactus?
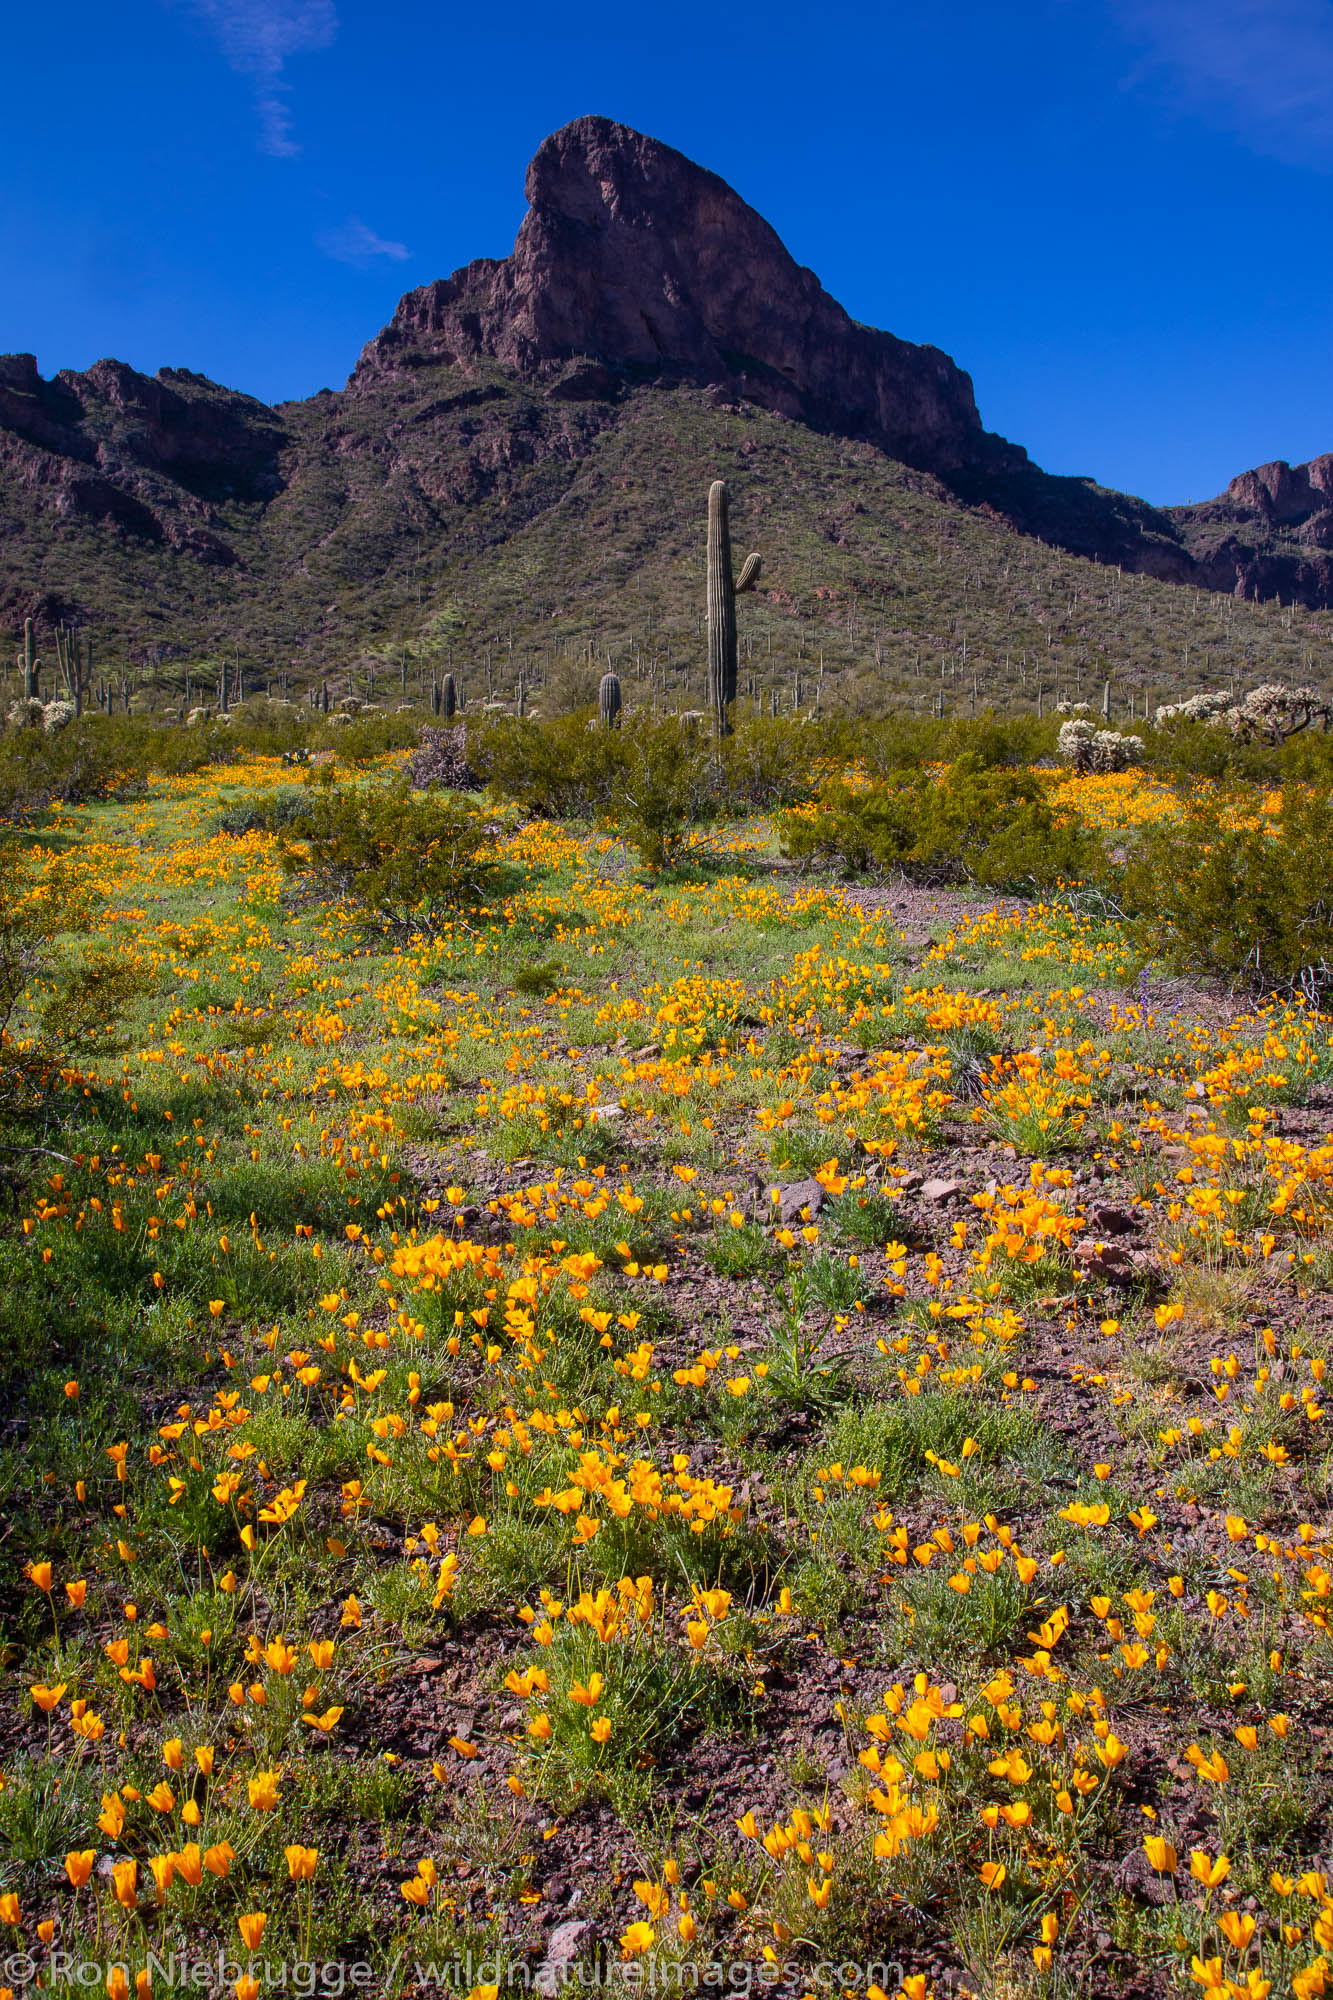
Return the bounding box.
[1154,690,1234,729]
[337,695,366,716]
[1054,700,1091,716]
[42,699,75,734]
[7,696,45,730]
[1092,729,1144,772]
[1058,717,1144,773]
[1057,718,1096,767]
[1155,683,1330,744]
[1227,684,1330,744]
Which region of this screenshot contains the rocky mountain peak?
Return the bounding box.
[1223,455,1333,525]
[353,115,1026,479]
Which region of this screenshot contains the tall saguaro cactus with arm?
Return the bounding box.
[706,481,761,738]
[20,618,39,699]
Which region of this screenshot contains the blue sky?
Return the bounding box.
[3,0,1332,505]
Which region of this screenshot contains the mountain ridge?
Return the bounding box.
[1,114,1331,700]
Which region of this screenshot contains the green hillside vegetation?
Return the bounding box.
[7,379,1332,722]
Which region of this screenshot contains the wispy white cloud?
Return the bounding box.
[1111,0,1333,167]
[317,217,412,265]
[177,0,337,156]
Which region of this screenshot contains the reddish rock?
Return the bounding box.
[1169,451,1333,606]
[4,113,1333,630]
[353,115,1026,481]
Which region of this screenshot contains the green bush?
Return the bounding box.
[0,846,88,1105]
[1141,719,1282,785]
[470,712,627,818]
[215,786,314,836]
[718,717,823,806]
[41,954,158,1044]
[511,958,564,996]
[778,752,1099,888]
[0,705,435,822]
[281,776,500,926]
[474,712,718,867]
[467,709,1069,833]
[610,719,715,868]
[1118,786,1333,999]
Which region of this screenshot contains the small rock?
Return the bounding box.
[1073,1237,1155,1285]
[589,1102,624,1122]
[779,1178,826,1225]
[1086,1203,1139,1236]
[1116,1846,1174,1906]
[920,1176,963,1205]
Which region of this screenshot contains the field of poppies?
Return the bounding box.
[1,735,1331,2000]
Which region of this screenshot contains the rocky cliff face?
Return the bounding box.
[2,112,1332,636]
[352,115,1027,481]
[1168,456,1333,604]
[0,350,287,568]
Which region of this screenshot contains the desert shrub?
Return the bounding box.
[0,720,147,818]
[1142,719,1283,785]
[41,953,158,1044]
[608,718,716,868]
[848,710,1059,778]
[0,846,88,1100]
[718,716,822,806]
[0,705,432,821]
[512,958,564,996]
[215,786,313,836]
[407,723,478,791]
[1278,729,1333,785]
[941,711,1060,769]
[308,708,421,762]
[280,776,500,926]
[1118,786,1333,999]
[0,853,50,1043]
[470,712,628,817]
[778,753,1099,887]
[474,713,719,867]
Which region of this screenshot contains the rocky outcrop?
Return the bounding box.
[353,115,1027,482]
[1167,455,1333,604]
[0,351,286,560]
[4,113,1333,627]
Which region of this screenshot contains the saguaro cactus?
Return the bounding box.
[440,673,457,721]
[598,671,622,728]
[20,618,39,698]
[706,481,761,738]
[53,623,91,715]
